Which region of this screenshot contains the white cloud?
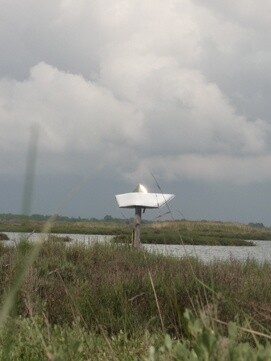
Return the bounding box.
[0,62,144,175]
[0,0,271,186]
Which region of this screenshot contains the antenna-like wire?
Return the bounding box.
[151,172,175,221]
[151,172,187,221]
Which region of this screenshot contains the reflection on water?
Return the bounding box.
[3,232,114,246]
[3,232,271,263]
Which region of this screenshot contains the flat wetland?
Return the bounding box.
[1,218,271,359]
[1,218,271,245]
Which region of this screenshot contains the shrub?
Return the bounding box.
[0,233,9,241]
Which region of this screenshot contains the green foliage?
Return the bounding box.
[149,310,271,360]
[1,312,271,360]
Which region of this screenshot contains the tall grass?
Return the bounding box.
[1,240,271,359]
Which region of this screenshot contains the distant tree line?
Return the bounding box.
[248,222,265,229]
[0,213,97,222]
[0,213,152,224]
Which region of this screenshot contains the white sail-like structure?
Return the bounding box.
[115,184,175,209]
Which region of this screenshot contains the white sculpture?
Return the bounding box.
[115,184,175,247]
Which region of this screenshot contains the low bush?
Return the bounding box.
[0,233,8,241]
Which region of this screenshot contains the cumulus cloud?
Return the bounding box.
[1,0,271,187]
[0,62,145,175]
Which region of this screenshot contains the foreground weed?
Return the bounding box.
[0,316,152,361]
[0,215,57,329]
[149,310,271,361]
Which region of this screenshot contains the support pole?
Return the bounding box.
[133,206,142,248]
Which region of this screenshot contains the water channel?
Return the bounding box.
[3,232,271,263]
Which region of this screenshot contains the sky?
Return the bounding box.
[1,0,271,225]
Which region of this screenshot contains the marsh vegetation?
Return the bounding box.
[1,215,271,359]
[1,217,271,245]
[0,240,271,359]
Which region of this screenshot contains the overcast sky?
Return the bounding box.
[1,0,271,224]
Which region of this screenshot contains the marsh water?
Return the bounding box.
[3,232,271,263]
[144,241,271,263]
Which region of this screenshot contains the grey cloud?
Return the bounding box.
[1,0,271,222]
[127,154,271,185]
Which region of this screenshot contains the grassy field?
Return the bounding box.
[0,239,271,359]
[1,218,271,245]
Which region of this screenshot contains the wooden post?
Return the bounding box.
[133,206,142,248]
